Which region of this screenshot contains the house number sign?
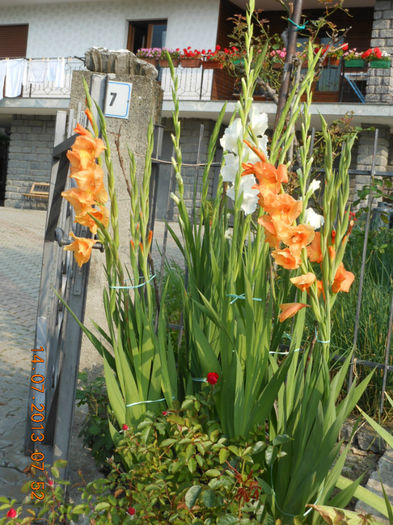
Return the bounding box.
[104,81,132,119]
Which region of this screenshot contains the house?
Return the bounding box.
[0,0,392,215]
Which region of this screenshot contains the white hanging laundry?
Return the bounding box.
[0,60,6,101]
[47,57,66,88]
[27,59,47,83]
[55,57,65,88]
[5,59,26,97]
[47,58,57,83]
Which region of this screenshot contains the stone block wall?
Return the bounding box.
[158,117,222,219]
[365,0,393,103]
[4,115,55,210]
[353,125,391,206]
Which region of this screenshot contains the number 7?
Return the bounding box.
[109,92,117,106]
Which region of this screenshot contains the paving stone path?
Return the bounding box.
[0,208,47,501]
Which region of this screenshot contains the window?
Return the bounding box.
[127,20,167,54]
[0,24,28,59]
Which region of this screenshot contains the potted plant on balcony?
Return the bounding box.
[364,47,391,68]
[159,48,180,68]
[202,45,230,70]
[270,48,286,69]
[322,43,348,67]
[136,48,161,65]
[180,47,202,68]
[343,48,365,68]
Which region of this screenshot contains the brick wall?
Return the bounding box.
[365,0,393,103]
[4,115,55,210]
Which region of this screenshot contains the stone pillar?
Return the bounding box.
[68,49,163,374]
[365,0,393,104]
[353,125,390,205]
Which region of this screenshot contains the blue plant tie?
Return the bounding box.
[227,293,263,304]
[315,328,330,344]
[110,274,156,290]
[287,18,307,31]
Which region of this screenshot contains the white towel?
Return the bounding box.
[5,59,26,97]
[47,57,66,88]
[27,60,47,83]
[0,60,6,101]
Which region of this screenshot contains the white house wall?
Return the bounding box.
[0,0,220,58]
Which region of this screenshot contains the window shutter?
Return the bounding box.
[0,25,28,59]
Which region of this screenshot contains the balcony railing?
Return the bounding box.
[160,66,216,101]
[0,57,378,105]
[0,57,85,100]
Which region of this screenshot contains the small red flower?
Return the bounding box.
[127,506,136,516]
[48,479,54,487]
[162,411,168,416]
[122,424,129,431]
[207,372,219,385]
[7,509,17,518]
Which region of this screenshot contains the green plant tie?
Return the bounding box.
[110,274,156,289]
[192,377,207,382]
[269,348,301,355]
[227,293,263,304]
[287,18,307,31]
[126,396,173,408]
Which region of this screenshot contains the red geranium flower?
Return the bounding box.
[122,424,129,431]
[207,372,219,385]
[7,509,17,518]
[127,507,136,516]
[162,411,168,416]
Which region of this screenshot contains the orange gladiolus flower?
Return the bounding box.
[64,232,96,267]
[75,205,109,234]
[70,165,108,204]
[332,263,355,293]
[258,215,281,249]
[279,302,309,322]
[263,193,302,226]
[271,247,301,270]
[61,187,95,215]
[244,139,267,162]
[290,272,316,291]
[307,232,323,263]
[279,224,315,252]
[72,130,105,159]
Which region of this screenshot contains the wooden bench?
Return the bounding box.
[23,182,50,201]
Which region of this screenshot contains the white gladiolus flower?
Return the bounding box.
[308,179,321,194]
[249,107,268,137]
[221,153,239,183]
[226,174,259,215]
[304,208,325,230]
[220,118,242,153]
